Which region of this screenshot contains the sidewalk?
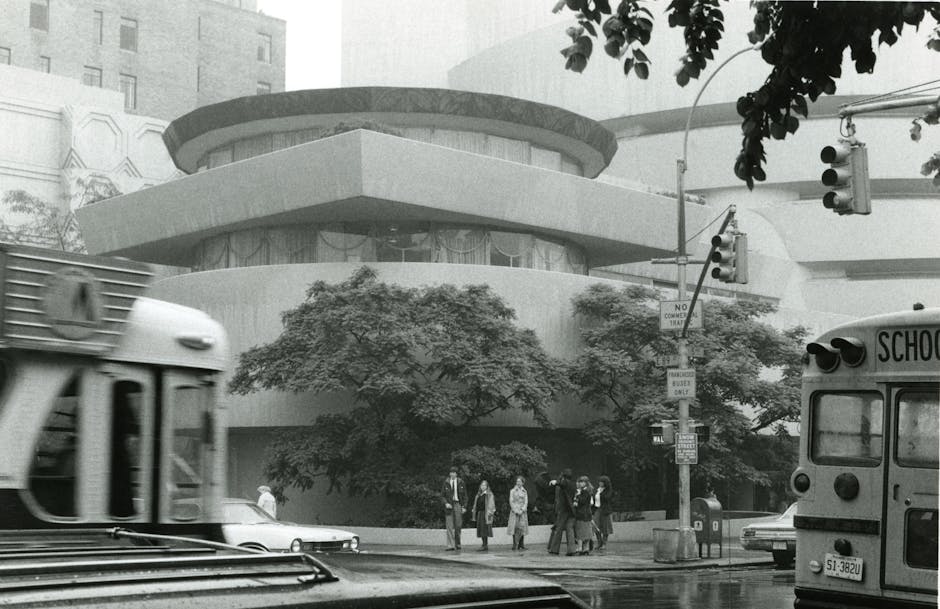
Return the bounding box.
[363,539,775,571]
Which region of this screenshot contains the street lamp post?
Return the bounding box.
[674,43,763,561]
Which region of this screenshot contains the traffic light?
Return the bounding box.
[710,232,748,284]
[650,422,676,446]
[820,138,871,215]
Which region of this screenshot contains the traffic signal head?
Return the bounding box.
[710,233,748,284]
[820,139,871,215]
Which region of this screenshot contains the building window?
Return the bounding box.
[30,0,49,31]
[0,48,10,65]
[82,66,102,87]
[256,81,271,95]
[196,66,201,91]
[257,32,271,63]
[120,17,138,52]
[93,10,103,44]
[38,55,50,72]
[120,73,137,110]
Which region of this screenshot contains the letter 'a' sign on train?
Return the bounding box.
[876,327,940,370]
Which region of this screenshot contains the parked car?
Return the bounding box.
[740,502,797,566]
[222,498,360,553]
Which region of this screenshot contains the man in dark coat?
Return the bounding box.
[547,469,577,556]
[442,466,468,550]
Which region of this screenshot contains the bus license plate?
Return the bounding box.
[824,553,863,581]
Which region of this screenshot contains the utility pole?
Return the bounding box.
[671,42,763,561]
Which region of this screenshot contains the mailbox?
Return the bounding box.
[691,496,723,558]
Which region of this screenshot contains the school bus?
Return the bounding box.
[793,306,938,609]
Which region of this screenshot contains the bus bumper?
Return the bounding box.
[795,587,938,609]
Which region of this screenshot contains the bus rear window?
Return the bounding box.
[811,392,883,466]
[896,390,939,468]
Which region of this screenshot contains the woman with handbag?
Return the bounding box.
[507,476,529,550]
[471,480,496,551]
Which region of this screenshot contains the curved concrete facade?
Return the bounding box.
[162,87,618,177]
[150,263,616,429]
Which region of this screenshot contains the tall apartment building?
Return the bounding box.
[0,0,285,121]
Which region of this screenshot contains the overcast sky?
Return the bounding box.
[256,0,342,91]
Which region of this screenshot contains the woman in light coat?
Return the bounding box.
[507,476,529,551]
[471,480,496,551]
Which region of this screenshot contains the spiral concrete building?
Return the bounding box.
[77,86,723,522]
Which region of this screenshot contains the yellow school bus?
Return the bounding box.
[793,307,938,609]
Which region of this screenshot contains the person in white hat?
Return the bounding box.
[257,485,276,518]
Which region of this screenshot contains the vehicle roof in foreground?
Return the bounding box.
[0,529,588,609]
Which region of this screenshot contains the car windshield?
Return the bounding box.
[223,502,276,524]
[780,503,797,520]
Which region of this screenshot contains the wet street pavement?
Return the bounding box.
[540,566,795,609]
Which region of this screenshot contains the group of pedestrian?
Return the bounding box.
[442,466,612,555]
[547,469,613,556]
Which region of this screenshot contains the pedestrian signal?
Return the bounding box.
[650,422,676,446]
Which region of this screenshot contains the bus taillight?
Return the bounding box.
[830,336,866,367]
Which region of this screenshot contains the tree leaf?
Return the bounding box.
[622,57,634,76]
[633,48,650,63]
[634,61,650,79]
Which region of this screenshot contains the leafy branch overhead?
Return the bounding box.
[555,0,940,189]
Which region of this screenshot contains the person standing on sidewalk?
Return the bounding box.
[507,476,529,550]
[547,469,577,556]
[593,475,614,550]
[471,480,496,551]
[442,466,467,551]
[573,476,594,555]
[257,485,277,518]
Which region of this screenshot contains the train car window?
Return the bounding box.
[109,381,143,518]
[28,373,81,517]
[895,390,939,469]
[905,509,939,569]
[811,392,883,466]
[168,385,207,521]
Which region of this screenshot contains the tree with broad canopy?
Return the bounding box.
[228,266,569,526]
[568,283,807,510]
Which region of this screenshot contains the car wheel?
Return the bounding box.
[772,550,794,567]
[239,543,268,552]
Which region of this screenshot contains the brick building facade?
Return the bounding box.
[0,0,284,121]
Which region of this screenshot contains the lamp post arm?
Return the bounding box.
[682,41,767,166]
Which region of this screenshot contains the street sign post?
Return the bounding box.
[676,432,698,465]
[667,368,696,399]
[660,300,703,331]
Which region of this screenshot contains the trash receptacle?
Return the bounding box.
[691,496,723,558]
[652,528,680,563]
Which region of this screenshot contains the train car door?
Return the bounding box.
[882,384,939,592]
[89,364,155,523]
[160,370,219,524]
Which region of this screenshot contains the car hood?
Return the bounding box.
[223,522,356,543]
